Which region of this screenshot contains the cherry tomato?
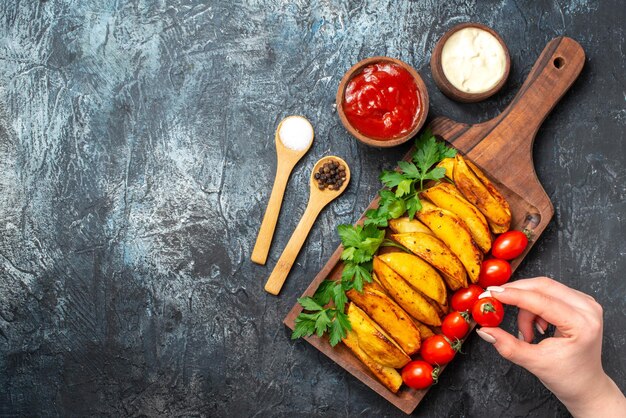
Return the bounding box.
[450,285,484,312]
[420,335,460,365]
[472,297,505,327]
[441,311,470,340]
[492,230,529,260]
[478,258,512,288]
[401,360,440,390]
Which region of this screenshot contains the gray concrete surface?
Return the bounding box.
[0,1,624,416]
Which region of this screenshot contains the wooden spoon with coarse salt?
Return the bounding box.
[251,116,314,265]
[264,156,350,295]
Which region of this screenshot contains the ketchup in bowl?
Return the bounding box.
[342,62,422,141]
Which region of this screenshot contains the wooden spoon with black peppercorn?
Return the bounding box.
[264,156,351,295]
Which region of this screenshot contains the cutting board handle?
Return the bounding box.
[500,36,585,136]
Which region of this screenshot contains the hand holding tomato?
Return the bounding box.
[472,297,505,327]
[475,277,626,417]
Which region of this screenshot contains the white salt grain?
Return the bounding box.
[278,116,314,151]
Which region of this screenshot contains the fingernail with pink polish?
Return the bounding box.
[479,290,491,299]
[535,323,545,335]
[486,286,505,293]
[517,330,525,341]
[476,329,497,344]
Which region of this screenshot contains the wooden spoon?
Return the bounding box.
[251,116,314,265]
[264,156,351,295]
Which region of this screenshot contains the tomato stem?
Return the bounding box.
[483,302,497,313]
[522,228,533,241]
[431,366,441,384]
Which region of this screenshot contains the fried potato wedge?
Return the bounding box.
[412,319,436,340]
[347,282,421,355]
[454,155,511,233]
[373,257,442,326]
[422,182,492,252]
[437,157,455,180]
[432,298,449,316]
[378,252,447,305]
[390,232,468,290]
[345,303,411,368]
[416,201,483,283]
[465,159,512,233]
[388,217,433,235]
[343,328,403,393]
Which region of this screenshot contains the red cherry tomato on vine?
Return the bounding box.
[441,311,471,340]
[420,335,460,365]
[492,230,529,260]
[478,258,512,288]
[401,360,439,390]
[450,285,484,312]
[472,297,505,327]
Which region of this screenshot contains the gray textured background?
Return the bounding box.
[0,1,624,417]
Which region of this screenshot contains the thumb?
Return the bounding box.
[476,327,539,370]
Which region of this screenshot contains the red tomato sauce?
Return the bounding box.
[343,62,421,140]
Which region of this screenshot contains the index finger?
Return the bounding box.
[486,287,582,333]
[503,277,598,313]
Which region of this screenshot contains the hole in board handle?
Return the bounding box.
[553,57,565,69]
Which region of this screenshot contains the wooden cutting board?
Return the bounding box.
[284,36,585,414]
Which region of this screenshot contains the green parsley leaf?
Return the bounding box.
[363,208,388,227]
[332,282,348,312]
[387,199,406,219]
[340,246,356,261]
[329,312,349,346]
[312,280,335,306]
[314,310,332,337]
[291,312,317,339]
[297,297,324,312]
[352,263,372,292]
[398,161,420,178]
[395,179,412,197]
[337,224,363,248]
[380,170,406,188]
[406,195,422,220]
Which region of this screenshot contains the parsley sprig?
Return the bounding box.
[365,131,457,227]
[291,224,384,346]
[291,130,456,346]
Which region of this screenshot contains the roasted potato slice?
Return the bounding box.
[378,252,447,305]
[422,182,492,252]
[346,303,411,368]
[342,328,403,393]
[347,282,421,355]
[412,319,436,339]
[465,159,512,233]
[417,201,483,283]
[437,157,455,180]
[388,217,433,235]
[390,232,468,290]
[454,155,511,233]
[373,257,442,326]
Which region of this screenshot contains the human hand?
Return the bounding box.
[475,277,626,418]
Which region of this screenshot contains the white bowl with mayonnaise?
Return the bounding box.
[431,23,510,102]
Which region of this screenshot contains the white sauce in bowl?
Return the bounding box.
[441,27,507,94]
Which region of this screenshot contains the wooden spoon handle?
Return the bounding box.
[264,199,325,295]
[251,160,294,265]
